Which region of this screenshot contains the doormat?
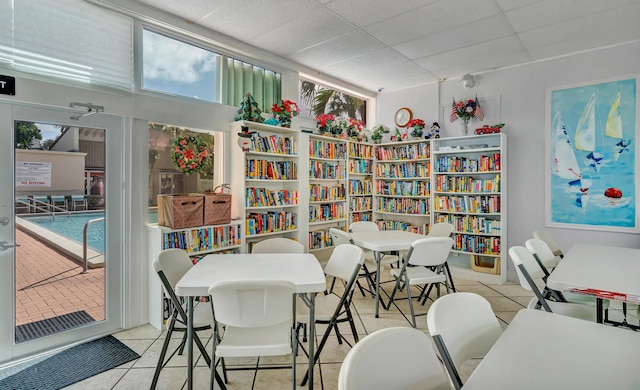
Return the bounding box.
[15,311,95,343]
[0,335,140,390]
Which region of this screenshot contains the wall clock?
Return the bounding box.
[394,107,412,127]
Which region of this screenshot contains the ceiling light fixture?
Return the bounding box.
[460,74,474,88]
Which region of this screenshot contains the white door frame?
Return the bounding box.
[0,102,124,363]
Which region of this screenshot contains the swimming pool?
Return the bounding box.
[22,209,159,253]
[22,212,106,252]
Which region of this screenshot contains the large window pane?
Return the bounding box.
[298,79,367,123]
[142,29,218,102]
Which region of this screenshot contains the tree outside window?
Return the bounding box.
[298,80,367,124]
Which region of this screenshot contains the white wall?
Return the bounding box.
[378,42,640,281]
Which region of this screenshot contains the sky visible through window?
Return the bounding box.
[142,29,218,102]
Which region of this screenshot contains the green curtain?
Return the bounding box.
[222,57,281,112]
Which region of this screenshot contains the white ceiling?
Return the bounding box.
[133,0,640,92]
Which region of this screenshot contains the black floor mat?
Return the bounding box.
[15,310,95,343]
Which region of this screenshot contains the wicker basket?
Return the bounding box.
[157,194,204,229]
[203,193,232,225]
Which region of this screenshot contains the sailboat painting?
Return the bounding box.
[548,77,638,231]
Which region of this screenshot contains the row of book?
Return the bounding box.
[350,212,373,222]
[374,161,430,178]
[375,142,430,161]
[245,188,298,207]
[349,196,372,211]
[435,214,502,235]
[249,134,297,155]
[452,234,501,255]
[309,139,347,159]
[376,219,428,234]
[309,203,346,222]
[348,143,373,159]
[308,229,334,250]
[246,159,298,180]
[349,159,373,174]
[434,174,501,193]
[309,183,346,202]
[162,225,242,253]
[434,154,501,173]
[434,195,501,213]
[376,197,430,215]
[310,161,345,180]
[376,180,430,197]
[246,211,297,236]
[348,179,372,195]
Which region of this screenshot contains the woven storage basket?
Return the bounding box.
[470,255,500,275]
[203,193,231,225]
[157,194,204,229]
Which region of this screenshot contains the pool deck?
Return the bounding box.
[15,228,105,326]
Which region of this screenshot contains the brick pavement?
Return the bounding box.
[15,228,105,326]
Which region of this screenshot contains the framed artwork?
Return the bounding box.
[546,76,639,232]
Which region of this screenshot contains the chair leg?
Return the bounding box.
[151,315,177,390]
[355,280,367,297]
[405,273,416,328]
[386,271,404,310]
[444,262,457,292]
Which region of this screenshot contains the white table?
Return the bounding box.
[464,309,640,389]
[175,253,326,390]
[350,230,427,317]
[547,243,640,323]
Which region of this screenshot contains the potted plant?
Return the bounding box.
[270,99,299,128]
[316,114,335,135]
[330,118,348,138]
[370,124,390,144]
[407,118,425,140]
[346,118,364,140]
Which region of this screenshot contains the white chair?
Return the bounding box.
[525,238,560,274]
[348,221,400,266]
[329,227,378,297]
[152,249,222,390]
[508,246,599,321]
[208,280,297,390]
[425,222,457,296]
[387,237,454,328]
[297,243,364,386]
[50,195,67,211]
[533,229,564,258]
[426,292,503,390]
[70,194,87,211]
[251,237,304,254]
[338,327,450,390]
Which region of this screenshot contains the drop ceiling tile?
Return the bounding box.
[324,0,436,27]
[494,0,543,12]
[364,0,500,46]
[393,14,515,59]
[322,47,408,75]
[431,51,531,79]
[290,31,385,68]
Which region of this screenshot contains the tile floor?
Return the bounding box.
[61,274,637,390]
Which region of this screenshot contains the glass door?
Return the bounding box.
[0,103,124,363]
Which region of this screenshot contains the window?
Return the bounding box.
[142,29,219,102]
[148,123,217,221]
[220,58,281,112]
[298,79,367,124]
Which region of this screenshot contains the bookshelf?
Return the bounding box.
[347,141,374,224]
[307,134,348,251]
[147,220,243,329]
[230,121,301,253]
[372,140,431,234]
[431,133,507,284]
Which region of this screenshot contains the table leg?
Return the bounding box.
[186,297,193,390]
[596,298,603,324]
[375,251,381,318]
[308,293,315,390]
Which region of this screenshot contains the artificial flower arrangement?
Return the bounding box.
[171,134,210,175]
[370,124,390,143]
[346,118,365,139]
[271,99,300,128]
[329,118,348,137]
[316,114,335,134]
[407,118,425,139]
[450,97,484,123]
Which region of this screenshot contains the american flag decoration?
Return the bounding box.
[450,98,458,122]
[474,96,485,121]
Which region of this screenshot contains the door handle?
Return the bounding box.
[0,241,20,251]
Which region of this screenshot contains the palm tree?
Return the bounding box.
[299,80,366,122]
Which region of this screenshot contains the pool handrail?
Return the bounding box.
[82,216,105,273]
[28,197,71,218]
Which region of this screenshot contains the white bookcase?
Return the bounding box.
[147,220,244,330]
[230,121,301,253]
[347,141,374,224]
[431,133,507,284]
[306,134,348,252]
[372,140,432,234]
